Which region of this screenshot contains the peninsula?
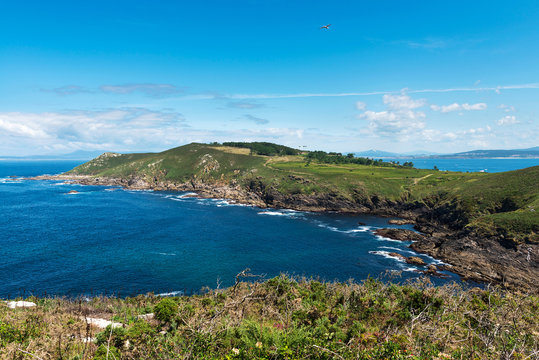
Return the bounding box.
[35,142,539,291]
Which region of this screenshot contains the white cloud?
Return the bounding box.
[41,85,90,96]
[355,101,366,110]
[244,114,269,125]
[180,82,539,100]
[498,104,516,113]
[497,115,519,126]
[0,118,48,138]
[0,108,312,155]
[227,102,264,109]
[462,103,487,111]
[0,108,188,154]
[430,102,487,112]
[383,94,426,110]
[356,93,502,150]
[359,94,427,140]
[100,84,183,97]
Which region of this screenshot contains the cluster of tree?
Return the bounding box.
[305,151,413,168]
[218,142,302,156]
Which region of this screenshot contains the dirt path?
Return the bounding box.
[413,173,433,185]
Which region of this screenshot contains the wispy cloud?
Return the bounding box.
[355,101,366,110]
[175,83,539,101]
[227,101,264,109]
[244,114,269,125]
[44,82,539,101]
[41,85,91,96]
[498,104,516,113]
[100,83,183,97]
[430,102,487,112]
[398,38,448,49]
[497,115,519,126]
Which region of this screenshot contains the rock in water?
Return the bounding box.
[374,228,425,241]
[405,256,426,266]
[388,252,406,260]
[388,219,415,225]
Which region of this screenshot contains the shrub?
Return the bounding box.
[96,325,126,349]
[92,344,121,360]
[154,298,178,323]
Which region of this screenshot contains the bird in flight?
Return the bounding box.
[320,24,331,30]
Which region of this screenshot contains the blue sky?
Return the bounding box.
[1,0,538,155]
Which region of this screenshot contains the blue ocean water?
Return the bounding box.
[3,158,533,298]
[382,157,539,173]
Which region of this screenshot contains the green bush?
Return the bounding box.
[92,344,121,360]
[127,320,155,344]
[96,325,126,349]
[154,298,178,323]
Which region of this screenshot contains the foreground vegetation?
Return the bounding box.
[1,275,537,359]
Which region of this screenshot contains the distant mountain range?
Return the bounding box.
[354,147,539,159]
[354,150,442,158]
[433,147,539,159]
[0,150,107,160]
[3,146,539,161]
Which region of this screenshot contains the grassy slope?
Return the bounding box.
[1,276,538,359]
[67,143,539,243]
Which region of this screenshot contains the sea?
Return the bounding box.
[1,158,537,298]
[381,157,539,173]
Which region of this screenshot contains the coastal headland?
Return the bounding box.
[32,142,539,291]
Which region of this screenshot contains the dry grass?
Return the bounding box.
[209,146,252,155]
[1,275,538,359]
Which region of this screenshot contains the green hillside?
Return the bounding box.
[66,143,539,244]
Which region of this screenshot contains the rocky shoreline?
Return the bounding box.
[32,174,539,292]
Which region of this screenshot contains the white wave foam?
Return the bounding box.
[316,222,370,234]
[151,252,176,256]
[345,226,371,233]
[401,266,419,272]
[157,290,183,297]
[258,211,289,216]
[379,246,416,255]
[0,177,22,184]
[374,235,404,243]
[258,210,305,218]
[368,250,406,262]
[215,200,231,207]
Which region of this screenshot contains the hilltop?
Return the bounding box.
[39,142,539,290]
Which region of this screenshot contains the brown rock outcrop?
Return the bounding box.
[373,228,426,242]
